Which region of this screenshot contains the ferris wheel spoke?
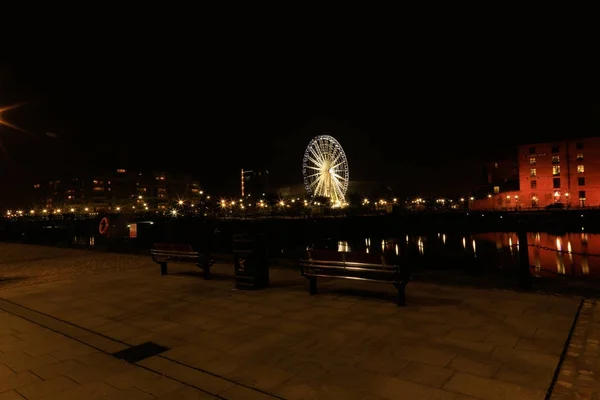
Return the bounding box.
[332,172,347,181]
[314,145,328,164]
[331,151,343,165]
[331,175,345,199]
[306,155,321,167]
[305,165,322,171]
[309,147,325,164]
[331,160,346,169]
[314,178,325,197]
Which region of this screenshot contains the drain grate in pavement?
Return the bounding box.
[112,342,169,363]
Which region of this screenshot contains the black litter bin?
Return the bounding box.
[232,233,269,290]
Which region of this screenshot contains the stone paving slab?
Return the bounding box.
[0,308,220,399]
[0,243,593,399]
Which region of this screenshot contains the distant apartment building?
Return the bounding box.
[519,137,600,208]
[241,169,269,198]
[32,169,205,212]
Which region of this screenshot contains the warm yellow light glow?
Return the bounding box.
[70,208,75,212]
[84,208,89,211]
[178,200,183,205]
[0,103,27,132]
[43,209,48,213]
[116,207,121,211]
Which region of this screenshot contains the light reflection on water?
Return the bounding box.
[332,232,600,279]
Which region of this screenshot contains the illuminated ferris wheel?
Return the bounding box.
[302,135,349,204]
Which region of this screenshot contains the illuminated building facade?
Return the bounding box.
[518,137,600,208]
[32,169,204,212]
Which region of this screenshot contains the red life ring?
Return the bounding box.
[99,217,109,235]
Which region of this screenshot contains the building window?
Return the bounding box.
[531,180,537,189]
[117,169,126,173]
[529,157,536,165]
[529,147,536,154]
[579,190,586,199]
[552,165,560,176]
[551,144,559,153]
[577,165,584,173]
[93,187,104,192]
[530,168,537,177]
[578,177,585,186]
[552,155,560,164]
[577,153,584,161]
[493,186,500,194]
[553,178,561,189]
[576,142,583,150]
[494,162,498,168]
[33,184,40,189]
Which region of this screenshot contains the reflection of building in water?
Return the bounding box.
[475,232,597,278]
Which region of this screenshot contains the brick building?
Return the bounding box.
[518,137,600,208]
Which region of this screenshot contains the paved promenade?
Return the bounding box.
[0,243,596,399]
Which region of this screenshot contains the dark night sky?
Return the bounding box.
[0,55,597,207]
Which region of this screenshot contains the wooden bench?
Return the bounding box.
[151,243,215,279]
[300,249,410,305]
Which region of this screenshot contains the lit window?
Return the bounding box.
[117,169,126,173]
[552,165,560,176]
[552,155,560,164]
[493,186,500,194]
[577,165,584,173]
[529,157,536,165]
[494,163,498,168]
[577,153,584,161]
[93,187,104,192]
[530,168,537,177]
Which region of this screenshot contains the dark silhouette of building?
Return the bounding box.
[241,169,269,199]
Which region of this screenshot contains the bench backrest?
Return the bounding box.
[305,249,396,268]
[307,249,344,263]
[153,243,194,252]
[344,252,386,267]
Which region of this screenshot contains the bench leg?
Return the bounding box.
[160,263,167,275]
[309,277,317,295]
[394,281,408,306]
[202,266,210,280]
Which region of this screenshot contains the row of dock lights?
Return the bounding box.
[362,198,398,206]
[5,196,212,217]
[6,207,93,217]
[218,198,331,209]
